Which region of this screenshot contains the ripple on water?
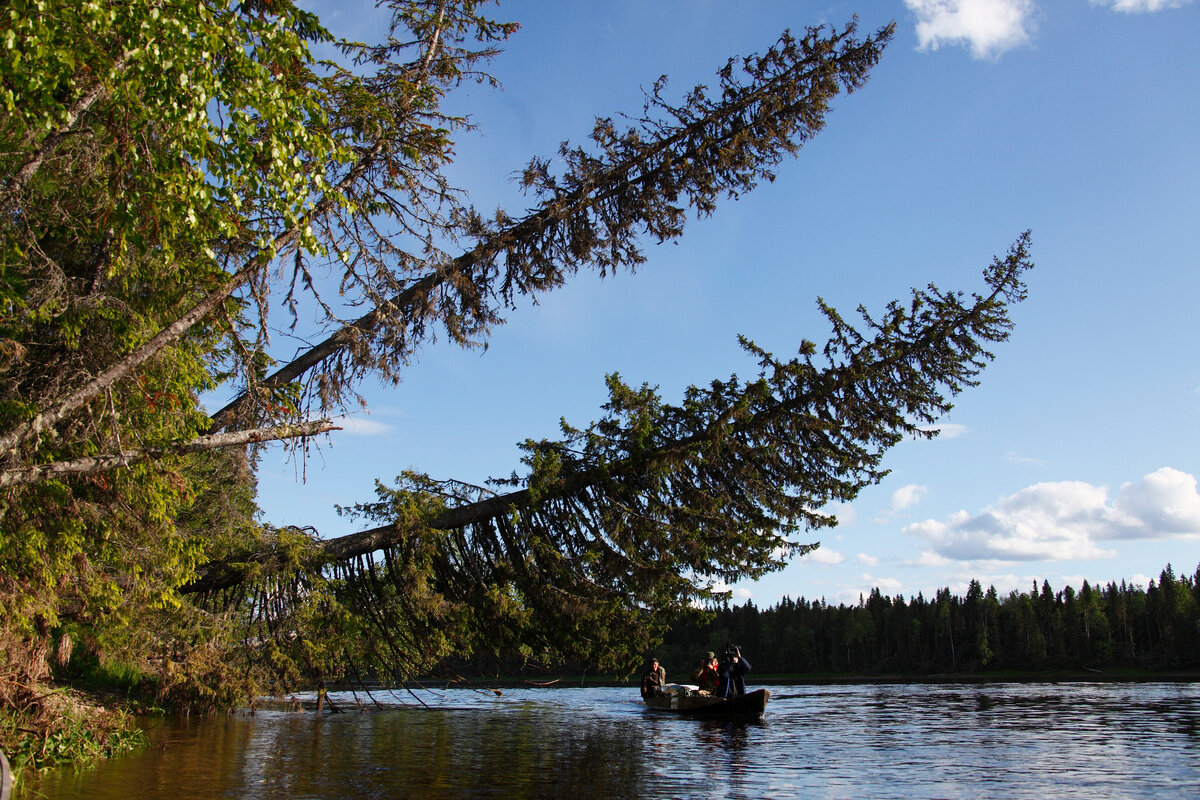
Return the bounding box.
[26,682,1200,800]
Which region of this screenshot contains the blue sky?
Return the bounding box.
[252,0,1200,608]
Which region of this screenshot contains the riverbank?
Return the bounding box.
[0,688,145,793]
[0,671,160,795]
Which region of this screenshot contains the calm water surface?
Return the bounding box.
[29,682,1200,799]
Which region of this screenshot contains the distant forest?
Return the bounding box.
[653,563,1200,677]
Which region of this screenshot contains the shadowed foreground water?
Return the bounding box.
[29,682,1200,799]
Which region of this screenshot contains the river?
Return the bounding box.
[28,681,1200,799]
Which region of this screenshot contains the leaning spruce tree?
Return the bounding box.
[1,0,1031,727]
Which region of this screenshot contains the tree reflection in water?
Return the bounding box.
[28,684,1200,800]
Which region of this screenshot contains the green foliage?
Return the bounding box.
[291,239,1032,682]
[0,0,524,709]
[1,0,1033,763]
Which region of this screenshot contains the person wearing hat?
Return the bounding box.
[693,651,720,694]
[716,645,751,699]
[641,656,667,699]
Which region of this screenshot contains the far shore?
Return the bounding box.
[318,668,1200,694]
[65,669,1200,718]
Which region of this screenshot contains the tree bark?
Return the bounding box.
[0,420,338,487]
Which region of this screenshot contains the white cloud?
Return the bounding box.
[803,547,846,565]
[858,574,905,595]
[954,572,1029,596]
[856,553,880,567]
[1091,0,1194,12]
[919,422,970,439]
[331,415,395,436]
[830,574,904,606]
[892,483,928,511]
[813,501,857,527]
[905,0,1035,59]
[905,550,952,567]
[1112,467,1200,537]
[904,468,1200,563]
[874,576,905,594]
[703,581,753,602]
[1005,450,1043,465]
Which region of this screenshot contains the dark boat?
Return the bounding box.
[642,687,770,716]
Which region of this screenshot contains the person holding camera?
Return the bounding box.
[716,645,751,699]
[693,651,720,694]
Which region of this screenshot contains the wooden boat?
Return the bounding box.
[642,687,770,716]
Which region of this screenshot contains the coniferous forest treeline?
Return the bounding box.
[653,564,1200,676]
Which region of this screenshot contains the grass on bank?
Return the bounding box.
[0,653,159,792]
[0,687,147,790]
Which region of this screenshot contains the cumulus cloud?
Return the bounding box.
[831,575,904,605]
[857,553,880,567]
[1112,467,1200,536]
[892,484,929,511]
[905,550,952,567]
[905,468,1200,563]
[1091,0,1194,11]
[863,574,905,594]
[905,0,1035,58]
[803,547,846,566]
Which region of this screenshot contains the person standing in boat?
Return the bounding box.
[717,645,751,699]
[693,651,720,694]
[641,656,667,699]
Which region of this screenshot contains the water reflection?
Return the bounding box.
[27,683,1200,800]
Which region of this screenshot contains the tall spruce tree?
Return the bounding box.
[1,0,1033,734]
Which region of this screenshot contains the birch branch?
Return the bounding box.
[0,419,339,487]
[0,12,455,459]
[2,58,126,205]
[0,134,391,460]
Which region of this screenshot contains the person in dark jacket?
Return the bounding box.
[641,657,666,699]
[716,646,751,699]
